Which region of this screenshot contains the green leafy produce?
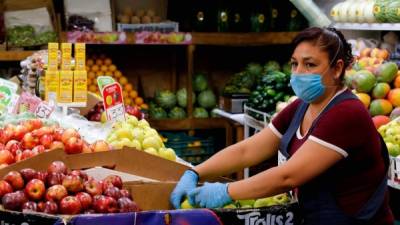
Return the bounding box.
[193,73,209,92]
[282,62,292,76]
[7,25,57,47]
[197,90,217,109]
[149,107,168,119]
[176,88,195,108]
[155,90,177,109]
[193,107,209,118]
[264,61,281,73]
[245,63,263,78]
[168,107,187,119]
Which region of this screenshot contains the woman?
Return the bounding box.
[170,27,394,225]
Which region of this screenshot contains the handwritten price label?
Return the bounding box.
[102,82,125,123]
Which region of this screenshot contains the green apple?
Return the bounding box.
[180,198,194,209]
[237,199,256,207]
[223,203,237,209]
[253,197,275,208]
[142,136,162,150]
[387,143,400,157]
[110,140,124,150]
[113,121,124,129]
[126,139,142,150]
[394,135,400,145]
[115,128,134,140]
[379,125,388,137]
[144,128,159,138]
[271,193,290,205]
[144,147,159,156]
[158,148,176,161]
[385,136,395,144]
[127,115,139,126]
[106,133,118,143]
[386,128,397,137]
[138,119,150,128]
[131,128,145,142]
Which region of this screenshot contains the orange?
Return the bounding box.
[119,77,128,86]
[101,65,108,72]
[125,98,132,105]
[91,65,99,72]
[114,70,122,78]
[87,78,93,86]
[140,103,149,110]
[122,91,129,99]
[109,65,117,73]
[135,97,144,105]
[129,90,138,98]
[86,66,90,71]
[88,85,98,93]
[87,59,94,66]
[95,59,103,66]
[124,83,133,92]
[96,71,103,77]
[388,88,400,107]
[104,58,112,66]
[394,75,400,88]
[88,71,96,80]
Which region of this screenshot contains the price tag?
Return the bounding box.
[102,82,125,123]
[35,102,54,118]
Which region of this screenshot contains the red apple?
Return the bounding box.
[53,128,65,142]
[24,179,45,201]
[32,126,54,138]
[64,137,83,154]
[0,180,13,198]
[22,201,38,212]
[0,129,13,144]
[49,141,65,151]
[0,143,5,150]
[104,186,122,200]
[118,197,140,212]
[14,150,22,162]
[2,190,28,210]
[4,124,16,134]
[27,119,43,131]
[46,172,65,186]
[76,192,92,210]
[3,171,24,190]
[45,184,68,202]
[92,195,117,213]
[14,125,28,141]
[32,145,45,155]
[47,161,68,174]
[37,201,45,212]
[119,189,132,200]
[84,179,102,196]
[21,132,39,150]
[103,175,123,189]
[0,150,14,165]
[125,105,143,119]
[43,200,58,214]
[39,134,53,149]
[91,140,110,152]
[61,128,80,144]
[34,171,48,183]
[60,196,82,214]
[62,175,83,193]
[5,140,21,155]
[21,149,35,160]
[20,168,38,183]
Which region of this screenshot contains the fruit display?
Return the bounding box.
[86,54,148,110]
[0,161,140,214]
[378,120,400,157]
[7,25,57,47]
[245,62,293,120]
[179,193,291,209]
[345,47,400,128]
[85,101,145,123]
[106,114,177,161]
[117,8,161,24]
[149,74,217,119]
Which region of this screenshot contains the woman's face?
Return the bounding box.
[291,41,341,86]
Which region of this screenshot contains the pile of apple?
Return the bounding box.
[378,120,400,157]
[86,101,145,123]
[0,119,112,167]
[180,193,291,209]
[106,115,177,161]
[0,161,140,215]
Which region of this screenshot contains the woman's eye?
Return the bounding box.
[290,62,298,67]
[305,63,316,68]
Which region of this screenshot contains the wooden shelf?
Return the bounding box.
[191,32,299,46]
[0,51,35,61]
[149,118,229,130]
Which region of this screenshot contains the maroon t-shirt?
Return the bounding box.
[269,90,393,224]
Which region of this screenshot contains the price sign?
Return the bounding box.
[102,82,125,123]
[35,102,54,118]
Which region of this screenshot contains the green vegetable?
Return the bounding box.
[374,0,389,22]
[264,61,281,73]
[386,0,400,23]
[168,107,187,119]
[193,107,209,118]
[149,107,168,119]
[193,73,209,92]
[155,90,177,109]
[197,90,217,109]
[245,63,263,78]
[176,88,195,108]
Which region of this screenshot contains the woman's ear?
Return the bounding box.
[334,59,344,79]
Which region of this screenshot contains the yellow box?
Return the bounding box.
[58,71,74,103]
[61,43,72,70]
[73,70,87,103]
[45,70,59,102]
[75,43,86,71]
[48,43,59,71]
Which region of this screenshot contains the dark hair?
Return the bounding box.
[291,27,354,79]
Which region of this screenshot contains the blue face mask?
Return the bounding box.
[290,74,325,103]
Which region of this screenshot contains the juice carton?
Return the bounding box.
[73,70,87,103]
[48,43,59,71]
[45,70,59,102]
[75,43,86,71]
[58,71,73,103]
[61,43,72,70]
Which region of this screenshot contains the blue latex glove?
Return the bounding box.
[188,182,233,209]
[170,170,199,209]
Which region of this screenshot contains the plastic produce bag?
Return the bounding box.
[290,0,331,27]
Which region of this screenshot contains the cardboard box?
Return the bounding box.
[0,148,190,181]
[75,92,102,116]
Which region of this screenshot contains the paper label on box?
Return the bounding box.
[102,82,125,122]
[58,70,73,103]
[74,70,87,103]
[97,76,115,95]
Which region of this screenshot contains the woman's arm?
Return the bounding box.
[194,127,281,180]
[227,139,343,200]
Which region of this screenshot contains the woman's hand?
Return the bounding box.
[188,182,233,209]
[170,170,199,209]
